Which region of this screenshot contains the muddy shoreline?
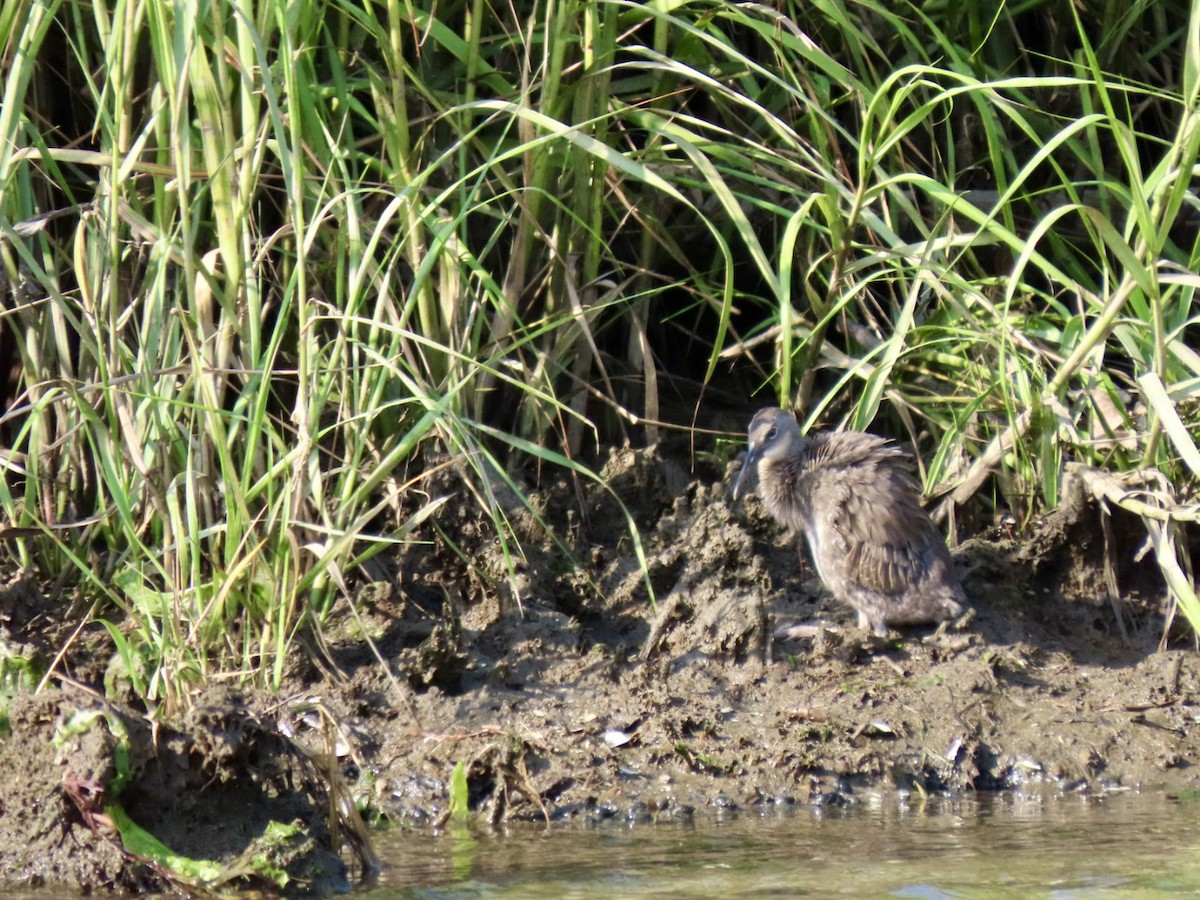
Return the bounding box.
[2,445,1199,893]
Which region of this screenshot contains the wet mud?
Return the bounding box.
[2,444,1199,892]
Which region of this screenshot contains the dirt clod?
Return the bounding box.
[0,687,349,894]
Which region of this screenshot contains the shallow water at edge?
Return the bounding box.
[360,791,1200,899]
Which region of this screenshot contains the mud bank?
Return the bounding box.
[1,445,1198,892]
[365,447,1198,826]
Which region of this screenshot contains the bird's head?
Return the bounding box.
[732,407,804,500]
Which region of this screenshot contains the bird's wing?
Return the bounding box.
[815,454,936,597]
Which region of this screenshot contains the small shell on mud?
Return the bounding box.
[603,728,634,747]
[945,736,964,762]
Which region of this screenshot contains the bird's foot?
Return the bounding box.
[857,629,903,654]
[933,607,976,637]
[924,608,978,657]
[772,619,854,662]
[773,620,841,642]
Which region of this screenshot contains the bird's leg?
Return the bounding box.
[794,541,811,577]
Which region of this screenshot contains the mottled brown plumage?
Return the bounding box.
[734,408,965,635]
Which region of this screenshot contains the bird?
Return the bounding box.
[733,407,966,636]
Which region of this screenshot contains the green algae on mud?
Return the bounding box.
[0,684,353,894]
[0,445,1198,893]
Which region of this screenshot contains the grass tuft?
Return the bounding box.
[1,0,1199,702]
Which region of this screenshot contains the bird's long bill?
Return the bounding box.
[732,446,761,500]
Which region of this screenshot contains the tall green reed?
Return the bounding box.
[1,0,1198,709]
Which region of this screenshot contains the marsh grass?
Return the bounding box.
[1,0,1198,703]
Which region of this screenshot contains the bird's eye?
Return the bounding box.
[766,426,778,440]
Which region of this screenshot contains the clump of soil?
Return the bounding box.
[2,444,1199,892]
[0,683,350,894]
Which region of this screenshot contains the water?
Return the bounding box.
[360,792,1200,898]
